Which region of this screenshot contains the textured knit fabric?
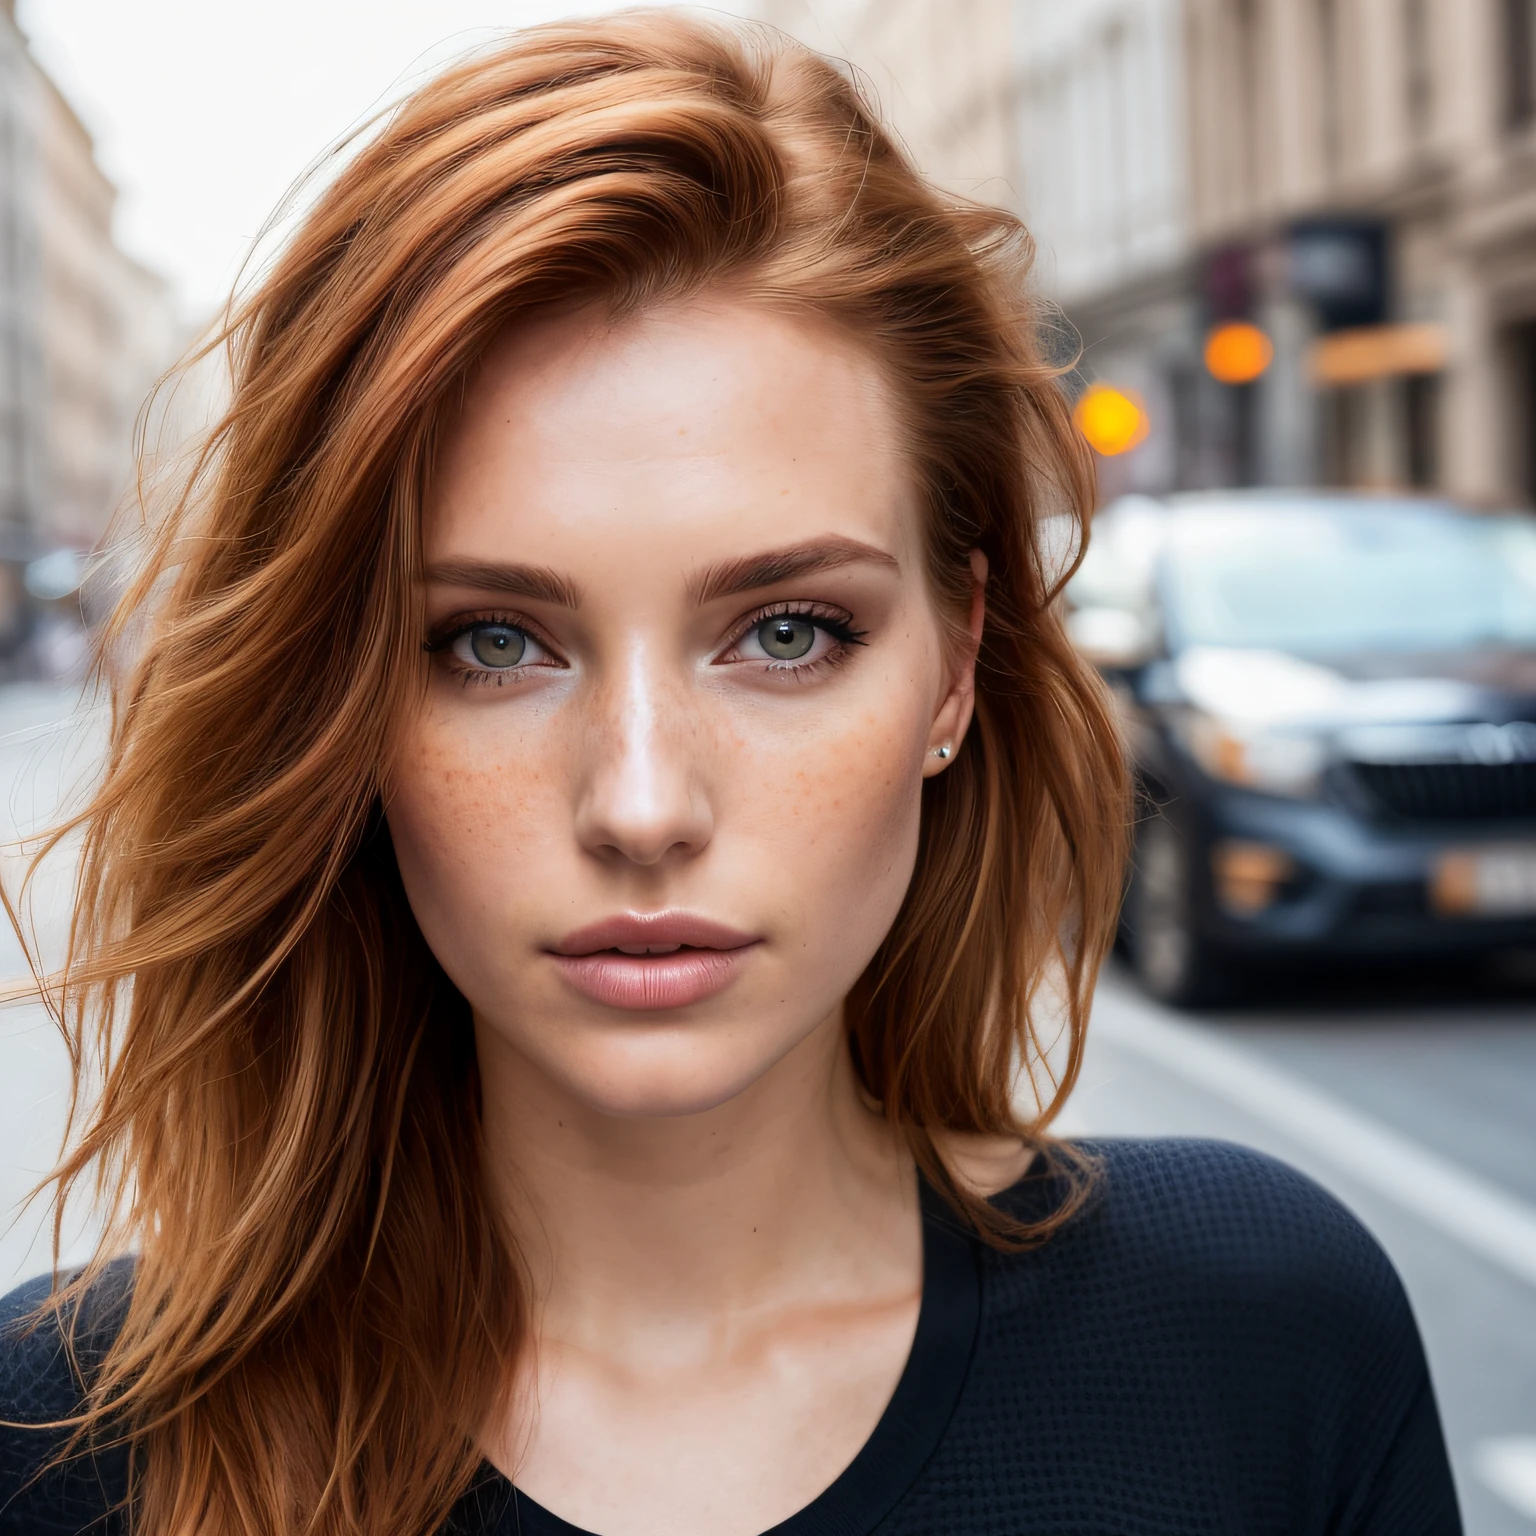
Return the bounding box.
[0,1139,1463,1535]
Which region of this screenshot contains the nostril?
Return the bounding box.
[573,759,715,868]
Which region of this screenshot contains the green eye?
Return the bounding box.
[469,624,526,668]
[757,616,816,661]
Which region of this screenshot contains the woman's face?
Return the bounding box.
[387,297,978,1119]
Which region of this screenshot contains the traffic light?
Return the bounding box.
[1073,384,1150,457]
[1204,322,1274,384]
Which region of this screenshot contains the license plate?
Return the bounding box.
[1432,846,1536,916]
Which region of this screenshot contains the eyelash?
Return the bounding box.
[718,601,869,679]
[422,602,869,687]
[423,610,559,689]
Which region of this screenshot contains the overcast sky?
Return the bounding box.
[16,0,758,321]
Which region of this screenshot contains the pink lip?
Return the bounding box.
[549,911,760,1011]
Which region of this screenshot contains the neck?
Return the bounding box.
[474,1009,917,1335]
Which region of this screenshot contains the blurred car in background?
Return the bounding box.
[1067,491,1536,1003]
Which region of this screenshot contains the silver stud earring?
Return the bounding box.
[932,744,951,760]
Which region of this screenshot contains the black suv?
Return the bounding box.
[1066,491,1536,1003]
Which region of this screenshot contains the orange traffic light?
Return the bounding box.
[1073,384,1150,457]
[1204,321,1273,384]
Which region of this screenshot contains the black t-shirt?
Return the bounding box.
[0,1140,1462,1535]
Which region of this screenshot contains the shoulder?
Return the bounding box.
[986,1137,1428,1415]
[0,1261,134,1533]
[963,1141,1458,1529]
[0,1261,133,1420]
[999,1136,1406,1305]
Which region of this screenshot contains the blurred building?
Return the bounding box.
[0,1,44,561]
[1177,0,1506,503]
[0,0,179,574]
[1013,0,1194,496]
[757,0,1017,195]
[756,0,1536,508]
[37,66,179,550]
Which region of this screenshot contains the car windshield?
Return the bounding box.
[1161,501,1536,655]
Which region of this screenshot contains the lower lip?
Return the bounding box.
[552,947,755,1010]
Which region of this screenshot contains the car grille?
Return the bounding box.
[1349,760,1536,821]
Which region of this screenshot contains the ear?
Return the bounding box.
[922,548,987,778]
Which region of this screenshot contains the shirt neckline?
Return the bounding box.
[473,1177,982,1536]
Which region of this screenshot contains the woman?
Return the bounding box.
[0,13,1459,1536]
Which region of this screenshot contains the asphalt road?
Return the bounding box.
[0,684,1533,1532]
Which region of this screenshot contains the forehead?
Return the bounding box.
[426,297,920,572]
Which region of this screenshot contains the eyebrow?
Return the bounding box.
[688,537,900,605]
[422,559,582,609]
[422,536,899,612]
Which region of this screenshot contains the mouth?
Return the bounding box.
[548,912,760,1011]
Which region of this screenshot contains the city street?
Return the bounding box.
[0,685,1532,1531]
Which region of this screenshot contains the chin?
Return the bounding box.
[578,1077,762,1121]
[510,1016,820,1121]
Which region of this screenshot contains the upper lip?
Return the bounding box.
[550,911,760,957]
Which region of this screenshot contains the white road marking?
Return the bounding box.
[1475,1437,1536,1520]
[1088,987,1536,1292]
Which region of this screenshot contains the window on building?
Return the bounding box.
[1403,0,1433,141]
[1509,320,1536,503]
[1105,20,1129,261]
[1321,386,1366,487]
[1403,374,1440,489]
[1506,0,1536,130]
[1233,0,1263,208]
[1188,8,1210,225]
[1318,0,1343,175]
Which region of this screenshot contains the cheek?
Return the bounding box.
[737,684,930,962]
[384,704,559,954]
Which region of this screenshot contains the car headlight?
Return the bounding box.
[1174,710,1328,798]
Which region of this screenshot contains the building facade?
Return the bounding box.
[0,1,44,558]
[756,0,1017,197]
[754,0,1536,508]
[1013,0,1193,498]
[1178,0,1522,504]
[1,0,179,570]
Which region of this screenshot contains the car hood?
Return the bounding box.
[1319,647,1536,692]
[1166,646,1536,729]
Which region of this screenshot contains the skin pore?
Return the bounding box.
[385,297,1027,1536]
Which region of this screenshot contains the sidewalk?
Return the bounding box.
[0,682,107,1286]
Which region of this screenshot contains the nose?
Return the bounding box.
[572,647,714,867]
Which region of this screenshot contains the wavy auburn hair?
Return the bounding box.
[30,11,1125,1535]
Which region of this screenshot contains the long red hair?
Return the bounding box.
[30,13,1125,1533]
